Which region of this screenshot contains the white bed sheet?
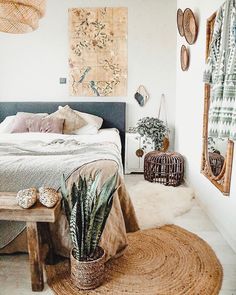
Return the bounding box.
[0,128,122,153]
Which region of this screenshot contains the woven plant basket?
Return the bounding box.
[70,247,106,290]
[0,0,46,34]
[144,151,184,186]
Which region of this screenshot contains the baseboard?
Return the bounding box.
[184,177,236,253]
[195,195,236,253]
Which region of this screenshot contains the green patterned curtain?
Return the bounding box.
[204,0,236,140]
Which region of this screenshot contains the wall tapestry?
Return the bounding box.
[69,7,128,97]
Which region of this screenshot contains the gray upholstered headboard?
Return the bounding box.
[0,102,126,164]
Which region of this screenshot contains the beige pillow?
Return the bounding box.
[47,107,86,134]
[59,105,103,129]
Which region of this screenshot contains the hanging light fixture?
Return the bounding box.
[0,0,46,34]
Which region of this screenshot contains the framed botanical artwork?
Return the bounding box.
[69,7,128,97]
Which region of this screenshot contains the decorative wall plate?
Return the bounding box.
[180,45,189,71]
[183,8,198,44]
[177,9,184,37]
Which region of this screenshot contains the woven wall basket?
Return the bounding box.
[0,0,46,34]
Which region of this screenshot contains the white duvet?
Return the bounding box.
[0,128,122,153]
[0,128,123,193]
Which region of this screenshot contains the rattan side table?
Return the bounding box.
[144,151,184,186]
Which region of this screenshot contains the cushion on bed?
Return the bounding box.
[10,112,48,133]
[73,124,98,135]
[0,116,15,133]
[59,105,103,130]
[47,107,86,134]
[26,116,65,133]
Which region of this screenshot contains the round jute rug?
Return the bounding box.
[45,225,223,295]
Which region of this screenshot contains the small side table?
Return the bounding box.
[125,132,155,174]
[0,192,61,292]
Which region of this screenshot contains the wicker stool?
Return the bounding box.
[208,152,225,177]
[144,151,184,186]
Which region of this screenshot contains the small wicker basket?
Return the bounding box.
[144,151,184,186]
[70,247,106,290]
[208,152,225,177]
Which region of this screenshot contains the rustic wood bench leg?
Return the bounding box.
[39,222,55,265]
[27,222,44,292]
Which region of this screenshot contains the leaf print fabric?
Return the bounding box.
[204,0,236,140]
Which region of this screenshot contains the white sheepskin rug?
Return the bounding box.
[128,180,194,230]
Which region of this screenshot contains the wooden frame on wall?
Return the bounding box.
[201,12,234,196]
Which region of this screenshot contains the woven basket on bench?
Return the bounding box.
[144,151,184,187]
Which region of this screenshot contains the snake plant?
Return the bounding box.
[61,171,118,261]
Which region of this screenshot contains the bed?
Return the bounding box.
[0,102,139,260]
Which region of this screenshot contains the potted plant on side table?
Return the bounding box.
[61,171,118,290]
[136,117,169,151]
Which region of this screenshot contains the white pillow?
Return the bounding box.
[0,116,15,133]
[58,105,103,129]
[73,124,98,135]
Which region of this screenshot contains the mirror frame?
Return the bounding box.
[201,12,234,196]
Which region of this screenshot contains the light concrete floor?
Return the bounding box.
[0,174,235,295]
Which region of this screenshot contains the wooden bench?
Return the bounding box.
[0,192,61,292]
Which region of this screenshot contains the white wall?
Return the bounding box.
[1,0,235,250]
[0,0,177,134]
[176,0,236,251]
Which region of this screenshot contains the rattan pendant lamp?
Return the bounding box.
[0,0,46,34]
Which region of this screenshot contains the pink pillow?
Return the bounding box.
[11,113,48,133]
[26,117,65,133]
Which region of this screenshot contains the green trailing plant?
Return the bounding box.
[61,171,118,261]
[136,117,168,151]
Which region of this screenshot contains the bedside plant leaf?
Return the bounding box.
[67,170,118,261]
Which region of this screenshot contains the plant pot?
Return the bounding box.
[70,247,106,290]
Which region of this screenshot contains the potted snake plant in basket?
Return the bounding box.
[61,171,118,290]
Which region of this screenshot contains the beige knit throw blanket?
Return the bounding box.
[0,139,122,248]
